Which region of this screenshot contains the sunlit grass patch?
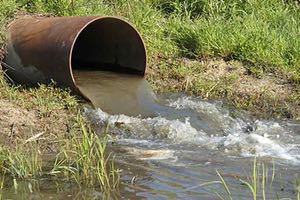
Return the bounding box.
[1,144,42,179]
[167,5,300,80]
[26,82,78,116]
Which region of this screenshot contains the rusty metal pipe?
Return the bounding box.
[4,16,147,95]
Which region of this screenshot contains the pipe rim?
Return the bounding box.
[68,16,147,94]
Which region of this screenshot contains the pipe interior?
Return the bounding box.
[71,18,146,75]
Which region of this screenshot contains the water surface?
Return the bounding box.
[76,70,300,199]
[85,93,300,199]
[3,70,300,199]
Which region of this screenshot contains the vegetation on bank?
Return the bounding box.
[12,0,300,79]
[0,0,299,198]
[0,72,120,197]
[1,0,121,188]
[1,0,299,118]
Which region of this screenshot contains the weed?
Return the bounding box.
[1,142,42,179]
[49,115,121,191]
[216,169,233,200]
[208,158,299,200]
[239,158,259,200]
[296,177,300,200]
[0,114,120,193]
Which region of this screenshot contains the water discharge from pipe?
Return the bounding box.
[73,69,231,135]
[73,70,163,117]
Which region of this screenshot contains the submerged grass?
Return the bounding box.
[296,177,300,200]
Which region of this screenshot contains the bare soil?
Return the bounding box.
[0,97,76,152]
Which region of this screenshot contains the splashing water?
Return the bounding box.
[74,70,300,199]
[73,70,300,163]
[84,94,300,164]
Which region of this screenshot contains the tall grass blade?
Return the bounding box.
[216,170,233,200]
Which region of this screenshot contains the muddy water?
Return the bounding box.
[76,70,300,199]
[3,71,300,199]
[84,94,300,199]
[73,70,163,117]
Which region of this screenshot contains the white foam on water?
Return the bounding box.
[84,95,300,164]
[168,96,248,134]
[85,108,207,143]
[211,133,299,163]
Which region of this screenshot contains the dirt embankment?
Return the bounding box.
[0,97,77,152]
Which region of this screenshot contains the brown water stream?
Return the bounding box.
[73,70,161,117]
[2,71,300,199]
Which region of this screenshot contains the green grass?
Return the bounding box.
[209,158,299,200]
[9,0,300,80]
[2,144,42,179]
[0,69,119,193]
[0,112,120,192]
[0,0,300,118]
[50,115,121,190]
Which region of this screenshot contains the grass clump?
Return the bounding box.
[0,144,42,179]
[0,112,120,193]
[0,70,121,192]
[208,158,299,200]
[51,115,120,190]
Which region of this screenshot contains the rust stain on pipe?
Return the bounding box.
[4,16,147,96]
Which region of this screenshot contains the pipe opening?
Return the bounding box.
[71,17,146,76]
